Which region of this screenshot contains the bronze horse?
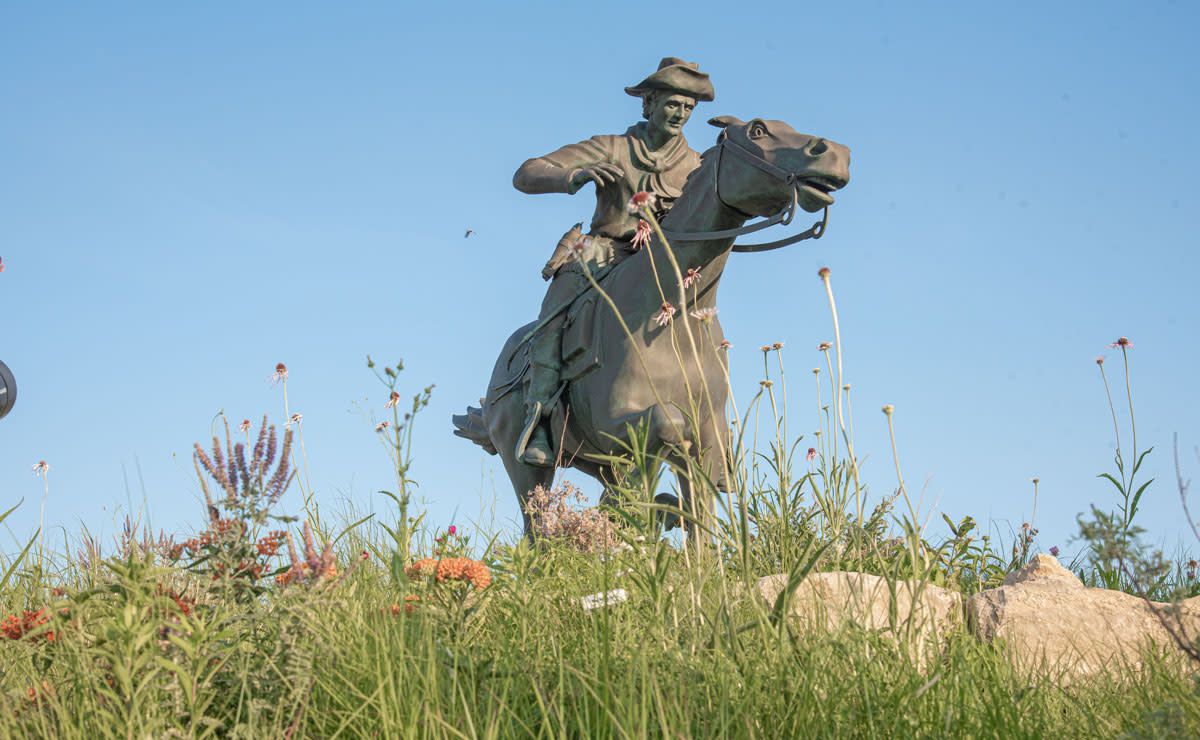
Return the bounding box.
[455,116,850,539]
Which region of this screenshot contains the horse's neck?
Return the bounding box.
[652,157,746,308]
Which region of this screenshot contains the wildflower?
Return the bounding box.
[626,191,657,214]
[269,363,288,385]
[690,307,718,323]
[631,219,652,250]
[806,447,816,462]
[1187,560,1197,579]
[447,525,457,536]
[882,404,895,415]
[2,609,53,643]
[1031,477,1040,484]
[772,342,784,350]
[1110,337,1132,349]
[31,460,49,476]
[375,420,390,432]
[406,558,438,579]
[1049,546,1060,557]
[818,266,831,279]
[238,419,251,434]
[435,558,492,589]
[653,302,676,327]
[569,237,591,262]
[818,341,832,351]
[1094,356,1105,365]
[760,345,771,352]
[682,267,701,289]
[385,391,400,409]
[390,595,422,615]
[288,413,302,427]
[718,340,732,350]
[0,256,5,272]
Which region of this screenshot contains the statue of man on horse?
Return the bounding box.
[454,56,849,543]
[511,57,716,467]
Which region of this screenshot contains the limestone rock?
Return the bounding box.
[969,553,1200,678]
[755,571,963,658]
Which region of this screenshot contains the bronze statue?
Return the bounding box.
[511,57,715,467]
[455,65,850,543]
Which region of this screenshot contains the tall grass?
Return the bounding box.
[2,262,1198,737]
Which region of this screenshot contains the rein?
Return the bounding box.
[659,138,830,253]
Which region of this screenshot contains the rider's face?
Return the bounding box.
[647,94,697,139]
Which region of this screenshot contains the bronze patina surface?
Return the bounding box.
[455,62,850,542]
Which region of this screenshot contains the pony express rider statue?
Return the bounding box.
[511,57,715,467]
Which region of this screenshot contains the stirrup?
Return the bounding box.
[515,400,544,462]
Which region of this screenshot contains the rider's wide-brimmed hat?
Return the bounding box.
[624,57,714,102]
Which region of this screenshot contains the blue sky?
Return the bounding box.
[2,2,1198,561]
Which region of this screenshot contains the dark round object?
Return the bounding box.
[0,360,15,420]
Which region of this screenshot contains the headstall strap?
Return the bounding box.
[661,139,829,252]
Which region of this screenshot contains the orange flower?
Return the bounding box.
[405,558,438,579]
[435,558,492,589]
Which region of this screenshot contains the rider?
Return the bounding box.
[512,57,715,467]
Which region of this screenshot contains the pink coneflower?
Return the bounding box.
[288,413,302,427]
[682,267,701,289]
[31,461,49,476]
[760,345,771,353]
[771,342,784,350]
[818,266,831,279]
[806,447,816,462]
[238,419,251,434]
[269,363,288,386]
[384,391,400,409]
[1031,477,1040,484]
[718,340,732,350]
[626,191,657,214]
[631,219,652,250]
[569,238,591,261]
[375,421,390,432]
[818,342,832,351]
[653,302,676,327]
[1094,356,1105,365]
[1109,337,1132,349]
[689,307,718,323]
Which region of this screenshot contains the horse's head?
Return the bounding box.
[708,116,850,216]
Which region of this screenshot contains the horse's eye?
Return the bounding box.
[748,121,768,139]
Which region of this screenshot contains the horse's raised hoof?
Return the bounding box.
[653,492,682,531]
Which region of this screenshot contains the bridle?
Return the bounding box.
[659,137,831,253]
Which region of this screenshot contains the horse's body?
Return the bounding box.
[455,117,850,538]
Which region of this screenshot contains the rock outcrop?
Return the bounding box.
[754,571,963,662]
[968,553,1200,678]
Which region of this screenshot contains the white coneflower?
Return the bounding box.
[689,307,718,323]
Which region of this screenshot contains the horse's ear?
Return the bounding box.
[707,115,744,129]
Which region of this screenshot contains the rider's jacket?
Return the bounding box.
[513,121,702,243]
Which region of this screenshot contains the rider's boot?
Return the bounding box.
[519,361,560,467]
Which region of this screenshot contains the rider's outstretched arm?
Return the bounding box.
[513,136,616,195]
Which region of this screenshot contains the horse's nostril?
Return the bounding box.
[809,138,828,156]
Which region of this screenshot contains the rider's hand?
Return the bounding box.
[570,163,625,192]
